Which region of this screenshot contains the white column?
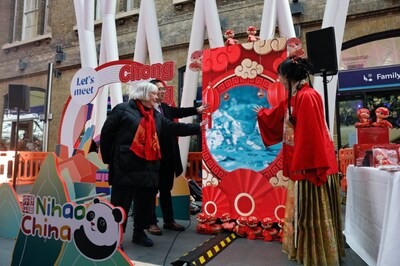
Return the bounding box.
[60,0,98,155]
[144,0,163,63]
[134,0,163,64]
[203,0,224,48]
[91,0,123,139]
[276,0,296,38]
[259,0,277,40]
[133,1,148,63]
[178,0,206,175]
[94,36,110,141]
[101,0,122,107]
[179,0,223,175]
[80,0,97,68]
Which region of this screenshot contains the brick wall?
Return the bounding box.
[0,0,399,149]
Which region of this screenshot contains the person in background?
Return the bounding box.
[0,140,7,151]
[32,138,42,152]
[100,82,206,247]
[254,56,345,266]
[17,139,27,151]
[147,79,209,235]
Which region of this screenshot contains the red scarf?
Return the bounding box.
[130,100,161,160]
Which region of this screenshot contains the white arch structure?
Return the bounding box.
[63,0,348,159]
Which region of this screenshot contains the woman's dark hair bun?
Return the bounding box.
[278,56,313,82]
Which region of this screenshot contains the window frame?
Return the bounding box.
[94,0,138,21]
[4,0,51,50]
[21,0,40,41]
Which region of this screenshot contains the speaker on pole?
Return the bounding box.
[8,84,29,190]
[8,84,30,111]
[306,27,338,76]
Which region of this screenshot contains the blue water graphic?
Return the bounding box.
[206,85,282,172]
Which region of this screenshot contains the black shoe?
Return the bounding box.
[190,203,200,214]
[163,221,185,231]
[132,231,154,247]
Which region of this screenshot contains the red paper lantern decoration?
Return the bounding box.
[202,85,221,128]
[267,82,287,107]
[203,85,220,113]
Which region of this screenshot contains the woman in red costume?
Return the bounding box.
[254,57,344,265]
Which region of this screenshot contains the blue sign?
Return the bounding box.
[338,65,400,91]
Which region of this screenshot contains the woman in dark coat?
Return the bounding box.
[100,82,204,247]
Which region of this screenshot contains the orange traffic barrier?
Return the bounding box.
[338,148,354,192]
[3,152,49,186]
[186,152,202,186]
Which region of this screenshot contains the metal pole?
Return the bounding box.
[335,92,342,149]
[43,63,53,152]
[323,71,330,129]
[12,108,20,190]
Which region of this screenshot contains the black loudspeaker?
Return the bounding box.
[8,84,30,111]
[306,27,338,76]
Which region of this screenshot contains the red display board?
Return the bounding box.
[200,39,290,223]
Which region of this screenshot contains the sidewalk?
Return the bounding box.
[1,214,367,266]
[0,185,367,266]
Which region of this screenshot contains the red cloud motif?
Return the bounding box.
[203,45,241,73]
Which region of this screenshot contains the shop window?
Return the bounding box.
[337,89,400,148]
[365,91,400,129]
[2,87,45,151]
[337,95,364,148]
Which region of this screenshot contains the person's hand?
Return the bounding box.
[253,105,264,113]
[197,102,210,114]
[199,118,209,129]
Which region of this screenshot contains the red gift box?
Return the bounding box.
[353,144,375,167]
[357,127,389,144]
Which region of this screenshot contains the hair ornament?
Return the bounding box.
[289,56,300,64]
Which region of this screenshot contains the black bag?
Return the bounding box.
[188,179,202,201]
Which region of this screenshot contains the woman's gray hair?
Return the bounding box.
[129,82,158,101]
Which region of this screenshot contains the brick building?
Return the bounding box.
[0,0,399,150]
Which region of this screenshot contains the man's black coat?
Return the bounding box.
[158,103,198,178]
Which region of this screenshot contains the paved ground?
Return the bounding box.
[0,215,369,266]
[0,186,368,266]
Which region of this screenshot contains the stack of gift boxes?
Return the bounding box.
[354,107,399,168]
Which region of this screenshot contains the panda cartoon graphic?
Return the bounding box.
[73,198,125,260]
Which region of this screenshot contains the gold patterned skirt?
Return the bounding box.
[282,174,345,266]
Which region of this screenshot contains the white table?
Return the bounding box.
[345,166,400,266]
